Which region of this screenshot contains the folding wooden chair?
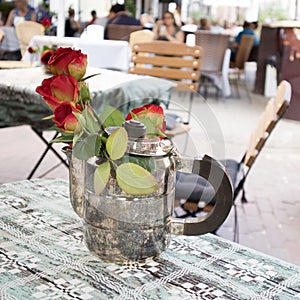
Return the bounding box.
[129,40,202,126]
[229,34,254,99]
[15,21,45,57]
[174,80,292,241]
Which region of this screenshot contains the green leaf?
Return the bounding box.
[116,162,158,195]
[94,161,110,195]
[49,134,74,144]
[73,133,102,160]
[81,73,101,81]
[82,108,101,133]
[99,105,125,128]
[106,127,128,160]
[128,156,155,173]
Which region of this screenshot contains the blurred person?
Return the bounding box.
[5,0,36,27]
[65,8,82,37]
[210,21,225,34]
[104,4,140,39]
[231,21,260,62]
[198,17,210,31]
[140,13,154,30]
[87,10,98,26]
[153,11,184,43]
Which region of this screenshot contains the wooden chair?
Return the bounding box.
[129,29,154,49]
[229,34,254,98]
[15,21,45,57]
[194,31,231,98]
[107,24,143,41]
[129,40,202,125]
[175,80,292,241]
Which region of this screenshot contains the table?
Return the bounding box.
[72,39,131,72]
[22,35,80,62]
[0,178,299,299]
[0,66,175,129]
[22,35,132,72]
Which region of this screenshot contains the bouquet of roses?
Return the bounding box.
[36,47,92,144]
[36,47,167,196]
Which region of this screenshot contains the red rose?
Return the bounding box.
[40,49,55,65]
[28,46,35,54]
[36,74,79,111]
[53,102,82,133]
[41,18,51,29]
[126,104,166,137]
[49,47,87,81]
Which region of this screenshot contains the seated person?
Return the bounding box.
[104,4,141,39]
[65,8,82,37]
[5,0,36,27]
[0,27,22,60]
[152,11,184,43]
[198,17,211,31]
[231,21,259,62]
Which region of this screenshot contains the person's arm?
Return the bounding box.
[5,9,15,26]
[152,20,163,40]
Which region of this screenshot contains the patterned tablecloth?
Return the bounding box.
[0,67,174,129]
[0,179,299,300]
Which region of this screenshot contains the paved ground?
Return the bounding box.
[0,82,299,266]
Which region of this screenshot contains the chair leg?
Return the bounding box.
[27,128,69,179]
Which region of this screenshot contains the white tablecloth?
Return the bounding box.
[22,35,131,72]
[72,39,131,72]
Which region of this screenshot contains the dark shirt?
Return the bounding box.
[104,13,141,39]
[235,29,259,46]
[65,19,79,37]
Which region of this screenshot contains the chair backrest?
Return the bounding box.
[129,41,202,92]
[244,80,291,168]
[234,34,254,70]
[86,24,104,40]
[15,21,44,57]
[194,31,229,72]
[107,24,143,41]
[129,29,154,49]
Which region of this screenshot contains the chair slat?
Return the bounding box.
[131,55,201,68]
[264,98,278,133]
[132,41,202,57]
[129,66,200,81]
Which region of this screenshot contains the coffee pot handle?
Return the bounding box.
[171,155,233,235]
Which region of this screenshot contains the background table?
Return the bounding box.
[22,35,131,72]
[0,178,299,299]
[0,66,174,130]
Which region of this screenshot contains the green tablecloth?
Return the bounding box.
[0,178,299,299]
[0,67,175,130]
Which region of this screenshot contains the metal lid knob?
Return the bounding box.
[123,120,146,139]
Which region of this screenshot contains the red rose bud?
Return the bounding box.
[36,74,79,111]
[78,81,91,102]
[28,46,35,54]
[40,49,55,65]
[53,102,82,133]
[49,47,87,81]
